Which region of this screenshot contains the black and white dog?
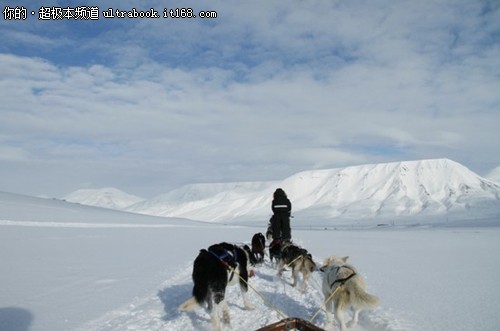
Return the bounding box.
[251,232,266,263]
[179,242,255,331]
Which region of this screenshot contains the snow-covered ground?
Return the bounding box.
[1,192,500,331]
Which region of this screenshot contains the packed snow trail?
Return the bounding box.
[3,192,499,331]
[76,249,408,331]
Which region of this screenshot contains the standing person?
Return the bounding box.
[271,188,292,242]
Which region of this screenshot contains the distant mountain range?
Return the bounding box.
[63,159,500,223]
[64,187,144,210]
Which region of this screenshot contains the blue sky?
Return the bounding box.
[1,0,499,198]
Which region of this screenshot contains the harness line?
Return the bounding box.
[230,265,289,320]
[309,268,357,323]
[210,246,359,326]
[309,285,341,323]
[211,252,289,320]
[283,254,303,269]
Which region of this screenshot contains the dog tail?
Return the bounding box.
[179,296,200,312]
[353,288,379,308]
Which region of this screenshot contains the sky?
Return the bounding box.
[1,0,500,198]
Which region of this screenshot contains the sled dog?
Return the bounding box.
[268,238,282,265]
[320,256,379,331]
[266,216,275,241]
[251,232,266,263]
[242,243,258,266]
[278,243,317,290]
[179,242,255,331]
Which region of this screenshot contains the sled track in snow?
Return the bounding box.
[76,255,411,331]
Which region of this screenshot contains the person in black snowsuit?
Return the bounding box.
[271,188,292,242]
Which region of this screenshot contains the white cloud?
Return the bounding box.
[0,0,499,197]
[0,146,29,161]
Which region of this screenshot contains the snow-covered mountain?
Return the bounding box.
[127,159,500,222]
[126,181,278,220]
[64,187,144,210]
[485,166,500,184]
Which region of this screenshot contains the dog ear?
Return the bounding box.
[342,256,349,262]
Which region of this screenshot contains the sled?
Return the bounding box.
[255,317,325,331]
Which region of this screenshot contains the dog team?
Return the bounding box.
[179,231,379,331]
[179,188,379,330]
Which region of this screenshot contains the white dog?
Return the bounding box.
[320,256,379,331]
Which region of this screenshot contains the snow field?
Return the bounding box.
[2,193,499,331]
[77,240,407,331]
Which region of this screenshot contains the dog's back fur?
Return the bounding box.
[268,239,282,264]
[320,256,379,331]
[266,216,274,241]
[278,243,317,290]
[251,232,266,263]
[242,243,257,266]
[179,242,254,331]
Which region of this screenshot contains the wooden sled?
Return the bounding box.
[255,317,325,331]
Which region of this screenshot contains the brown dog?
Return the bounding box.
[278,243,317,291]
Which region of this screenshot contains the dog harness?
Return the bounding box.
[208,244,239,281]
[325,265,357,290]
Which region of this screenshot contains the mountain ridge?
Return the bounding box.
[485,166,500,184]
[64,187,144,210]
[63,158,500,223]
[128,158,500,222]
